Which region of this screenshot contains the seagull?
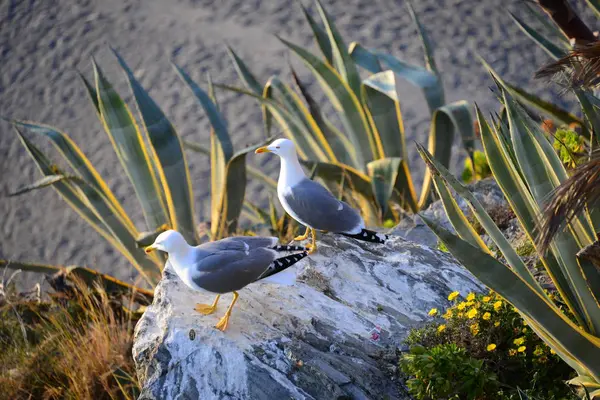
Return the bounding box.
[255,138,387,254]
[145,230,308,331]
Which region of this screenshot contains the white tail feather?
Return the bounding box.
[260,268,297,286]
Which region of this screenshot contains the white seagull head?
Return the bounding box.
[145,229,187,254]
[255,138,297,160]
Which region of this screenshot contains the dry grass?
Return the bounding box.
[0,276,140,400]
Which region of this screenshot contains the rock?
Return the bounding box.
[133,234,483,400]
[392,178,510,248]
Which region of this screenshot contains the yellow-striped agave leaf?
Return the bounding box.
[12,120,135,233]
[419,101,475,208]
[313,0,361,96]
[113,51,198,245]
[418,143,542,293]
[421,215,600,381]
[278,36,375,167]
[0,260,153,304]
[213,142,267,239]
[93,60,169,232]
[14,129,161,285]
[294,0,333,64]
[366,157,402,217]
[509,12,565,60]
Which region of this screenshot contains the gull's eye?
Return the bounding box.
[275,146,280,149]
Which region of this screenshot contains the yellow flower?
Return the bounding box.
[467,293,476,301]
[457,302,467,311]
[538,356,548,363]
[470,323,480,335]
[467,308,478,319]
[513,337,525,346]
[483,312,491,320]
[522,328,528,333]
[518,346,526,353]
[522,320,528,326]
[487,343,497,351]
[466,301,474,306]
[533,347,543,356]
[457,312,464,318]
[437,324,446,333]
[443,310,453,320]
[550,349,556,355]
[493,301,503,311]
[428,308,438,317]
[494,321,500,327]
[482,296,491,303]
[509,349,517,356]
[448,291,460,301]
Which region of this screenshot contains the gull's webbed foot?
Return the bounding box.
[214,291,239,332]
[294,226,311,241]
[194,295,220,315]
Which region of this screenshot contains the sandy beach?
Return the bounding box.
[0,0,594,286]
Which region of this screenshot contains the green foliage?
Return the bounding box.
[224,0,476,224]
[462,150,492,183]
[552,129,585,169]
[401,343,497,400]
[7,50,261,290]
[403,291,575,399]
[417,66,600,396]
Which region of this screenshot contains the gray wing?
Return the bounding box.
[283,178,363,233]
[191,239,277,293]
[213,236,278,250]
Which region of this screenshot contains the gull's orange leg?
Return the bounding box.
[294,226,311,241]
[215,291,239,331]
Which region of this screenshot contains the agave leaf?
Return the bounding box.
[371,50,444,115]
[586,0,600,19]
[523,1,570,43]
[367,157,401,216]
[431,173,490,252]
[477,106,586,325]
[362,70,405,159]
[575,89,600,146]
[9,174,83,197]
[14,128,161,284]
[419,101,475,208]
[213,141,268,239]
[420,215,600,380]
[509,12,565,60]
[173,63,234,160]
[278,36,375,167]
[78,72,100,115]
[418,142,542,293]
[262,80,274,138]
[295,0,333,64]
[504,82,584,128]
[12,120,136,233]
[269,76,336,162]
[504,93,600,333]
[290,66,356,166]
[182,140,277,190]
[406,0,438,74]
[114,50,198,245]
[93,60,169,232]
[0,260,153,304]
[225,46,262,94]
[314,0,361,96]
[348,42,382,74]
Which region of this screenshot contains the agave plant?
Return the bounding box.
[216,0,476,224]
[4,49,262,294]
[418,63,600,396]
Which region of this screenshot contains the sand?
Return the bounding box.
[0,0,595,287]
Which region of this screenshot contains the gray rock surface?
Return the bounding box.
[133,234,482,399]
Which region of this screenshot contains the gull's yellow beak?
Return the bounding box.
[144,245,156,254]
[255,146,271,154]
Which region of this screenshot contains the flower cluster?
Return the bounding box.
[425,290,561,364]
